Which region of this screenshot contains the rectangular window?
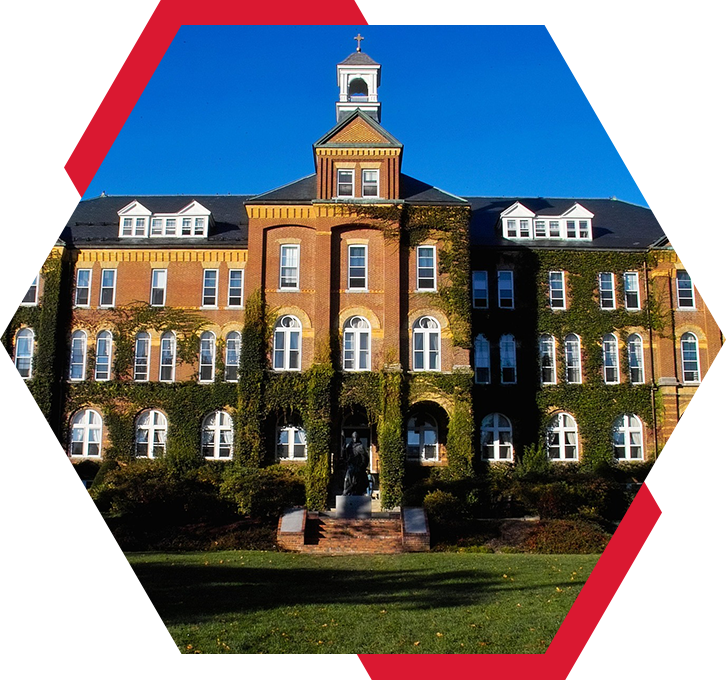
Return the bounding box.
[21,275,38,305]
[474,336,490,384]
[506,219,517,237]
[566,220,577,238]
[472,271,488,309]
[99,269,116,307]
[121,217,133,236]
[194,217,205,236]
[337,169,354,197]
[228,269,244,307]
[549,271,565,309]
[500,335,517,384]
[279,244,300,289]
[534,220,546,237]
[539,335,556,384]
[150,269,167,307]
[599,273,616,309]
[348,245,368,290]
[549,220,560,238]
[150,218,163,235]
[134,218,146,236]
[202,270,219,307]
[75,269,91,307]
[676,271,695,309]
[498,270,514,309]
[134,334,150,382]
[519,220,530,238]
[603,335,620,384]
[416,246,436,290]
[165,218,177,236]
[362,169,379,197]
[159,334,176,382]
[579,220,590,239]
[624,272,640,310]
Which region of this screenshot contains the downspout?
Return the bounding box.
[644,258,659,458]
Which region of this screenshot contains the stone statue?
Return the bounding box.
[343,431,369,496]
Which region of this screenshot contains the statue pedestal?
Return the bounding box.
[335,495,372,519]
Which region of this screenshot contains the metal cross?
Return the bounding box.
[354,33,364,52]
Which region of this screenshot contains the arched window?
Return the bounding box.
[135,410,167,458]
[134,332,150,382]
[539,334,556,384]
[95,331,113,381]
[199,331,216,382]
[500,334,517,384]
[602,333,620,384]
[69,409,103,457]
[159,331,176,382]
[681,332,701,383]
[564,334,582,384]
[546,412,579,461]
[273,315,302,371]
[613,414,643,460]
[474,335,491,384]
[481,413,513,461]
[14,328,34,379]
[69,330,87,381]
[406,414,439,461]
[343,316,371,371]
[202,411,234,459]
[628,334,645,384]
[412,316,440,372]
[225,331,241,382]
[277,422,308,460]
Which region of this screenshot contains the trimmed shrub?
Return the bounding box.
[423,489,470,524]
[221,464,306,519]
[523,519,611,554]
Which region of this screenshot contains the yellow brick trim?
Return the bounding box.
[73,250,247,264]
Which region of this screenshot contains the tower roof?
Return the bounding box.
[338,51,379,66]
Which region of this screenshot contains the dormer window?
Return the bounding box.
[165,218,177,236]
[501,202,594,242]
[151,218,163,235]
[118,200,211,239]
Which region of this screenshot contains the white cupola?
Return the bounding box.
[336,34,381,123]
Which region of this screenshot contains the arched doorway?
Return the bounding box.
[680,412,726,480]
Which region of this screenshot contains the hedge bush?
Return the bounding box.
[523,519,611,554]
[220,464,306,519]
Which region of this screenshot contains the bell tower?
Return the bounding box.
[336,34,381,123]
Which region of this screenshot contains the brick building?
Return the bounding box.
[4,46,721,507]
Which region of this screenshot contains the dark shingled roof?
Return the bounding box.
[61,195,251,247]
[466,197,664,249]
[339,51,379,66]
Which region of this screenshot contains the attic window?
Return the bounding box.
[501,202,594,242]
[118,201,211,238]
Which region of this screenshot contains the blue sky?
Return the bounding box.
[83,25,646,206]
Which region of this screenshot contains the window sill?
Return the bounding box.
[200,306,219,310]
[226,305,244,310]
[19,302,38,307]
[346,289,369,294]
[277,289,300,293]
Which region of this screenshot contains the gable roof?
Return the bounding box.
[313,109,402,148]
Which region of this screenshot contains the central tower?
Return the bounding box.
[335,35,382,123]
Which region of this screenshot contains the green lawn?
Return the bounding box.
[128,551,598,654]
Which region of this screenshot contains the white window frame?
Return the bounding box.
[165,218,177,236]
[134,332,150,382]
[518,219,531,238]
[21,275,39,306]
[227,269,244,307]
[416,245,437,291]
[564,334,582,384]
[202,411,234,459]
[549,271,566,309]
[276,423,308,460]
[628,333,645,384]
[134,217,147,237]
[613,414,643,461]
[69,409,103,458]
[99,269,117,308]
[361,169,379,198]
[273,315,302,371]
[135,410,168,459]
[150,269,167,307]
[599,272,616,310]
[602,333,620,384]
[74,269,92,307]
[472,271,488,309]
[150,217,163,236]
[336,168,354,197]
[497,270,514,309]
[412,316,440,372]
[481,413,513,461]
[225,331,241,382]
[680,332,701,383]
[548,220,561,238]
[676,270,696,309]
[539,334,556,385]
[69,330,87,381]
[474,334,491,384]
[159,331,176,382]
[347,244,368,291]
[14,328,34,379]
[500,334,517,384]
[623,272,641,310]
[94,330,113,381]
[279,244,300,291]
[546,412,579,461]
[406,415,439,461]
[343,316,371,371]
[202,269,219,308]
[198,331,216,383]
